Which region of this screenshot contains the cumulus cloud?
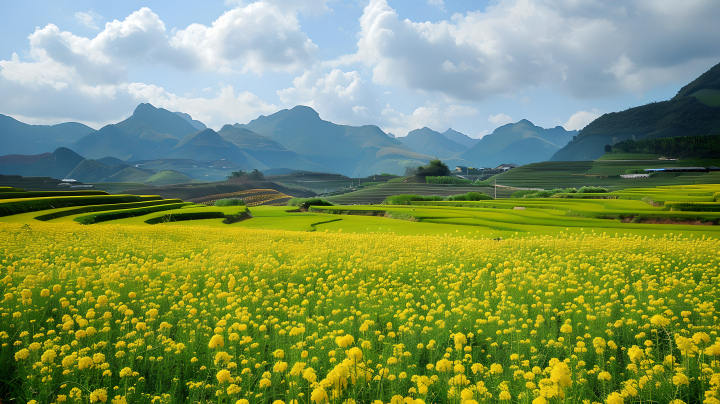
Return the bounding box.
[488,113,514,126]
[75,11,103,30]
[379,104,479,137]
[278,66,376,125]
[0,4,315,126]
[563,108,601,131]
[171,2,318,74]
[331,0,720,100]
[225,0,334,16]
[127,83,277,128]
[1,4,316,89]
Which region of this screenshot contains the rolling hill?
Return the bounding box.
[166,128,267,170]
[552,62,720,161]
[0,114,95,155]
[397,127,468,158]
[460,120,577,167]
[0,147,85,179]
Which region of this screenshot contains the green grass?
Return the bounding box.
[34,199,186,221]
[596,153,664,160]
[145,170,200,185]
[0,194,163,217]
[0,190,108,199]
[690,88,720,107]
[491,160,720,190]
[74,202,194,224]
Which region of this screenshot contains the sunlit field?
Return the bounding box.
[2,222,719,404]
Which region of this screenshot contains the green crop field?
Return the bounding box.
[326,183,513,205]
[489,159,720,190]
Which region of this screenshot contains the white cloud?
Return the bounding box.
[0,5,316,127]
[1,5,317,89]
[171,2,318,74]
[563,108,601,131]
[488,113,513,126]
[278,66,376,125]
[225,0,333,16]
[331,0,720,100]
[428,0,446,13]
[127,83,277,128]
[75,11,103,30]
[379,104,478,137]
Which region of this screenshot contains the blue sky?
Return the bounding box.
[1,0,719,138]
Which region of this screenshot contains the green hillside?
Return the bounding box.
[144,170,199,186]
[489,159,720,190]
[552,62,720,161]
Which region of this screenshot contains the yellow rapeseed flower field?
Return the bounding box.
[1,222,719,404]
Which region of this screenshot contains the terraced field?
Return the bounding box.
[4,183,720,239]
[492,159,720,189]
[188,188,292,206]
[326,182,512,204]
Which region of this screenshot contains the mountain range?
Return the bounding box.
[3,61,719,182]
[0,103,579,179]
[552,62,720,161]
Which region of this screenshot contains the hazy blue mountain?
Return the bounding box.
[73,125,149,161]
[174,112,207,131]
[0,114,95,155]
[552,62,720,161]
[461,120,577,167]
[237,105,420,176]
[166,128,268,170]
[116,103,199,138]
[94,156,127,166]
[220,125,330,172]
[398,127,468,158]
[0,147,85,179]
[64,159,146,183]
[442,128,479,149]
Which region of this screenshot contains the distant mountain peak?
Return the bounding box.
[174,111,207,131]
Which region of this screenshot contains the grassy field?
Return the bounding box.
[326,183,513,205]
[490,160,720,190]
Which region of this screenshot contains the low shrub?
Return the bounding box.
[383,195,445,205]
[425,176,473,185]
[288,198,334,209]
[35,199,184,221]
[145,211,227,224]
[578,186,609,193]
[214,198,245,207]
[446,192,493,201]
[0,195,161,217]
[74,203,189,224]
[511,190,537,198]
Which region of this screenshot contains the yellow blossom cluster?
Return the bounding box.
[1,222,719,404]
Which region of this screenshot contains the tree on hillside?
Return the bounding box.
[227,168,265,181]
[416,159,451,177]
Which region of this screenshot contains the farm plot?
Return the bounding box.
[326,183,511,205]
